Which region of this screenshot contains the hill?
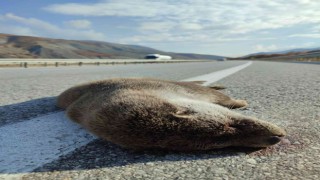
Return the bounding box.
[0,34,224,60]
[234,47,320,62]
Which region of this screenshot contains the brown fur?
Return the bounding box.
[57,78,286,151]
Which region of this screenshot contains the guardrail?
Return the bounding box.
[0,59,212,68]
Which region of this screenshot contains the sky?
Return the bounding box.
[1,0,320,57]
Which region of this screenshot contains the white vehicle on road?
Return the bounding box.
[145,54,172,60]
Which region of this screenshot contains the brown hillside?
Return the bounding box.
[0,33,224,60]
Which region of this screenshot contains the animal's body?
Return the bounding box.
[57,78,286,151]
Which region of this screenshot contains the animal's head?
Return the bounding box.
[170,102,286,150]
[218,116,286,148]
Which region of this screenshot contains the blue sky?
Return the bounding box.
[1,0,320,57]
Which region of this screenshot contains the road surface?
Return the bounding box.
[0,61,319,179]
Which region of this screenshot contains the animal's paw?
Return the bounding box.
[234,99,249,109]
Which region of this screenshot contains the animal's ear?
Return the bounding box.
[172,109,195,119]
[208,85,226,90]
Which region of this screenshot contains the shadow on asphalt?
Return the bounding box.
[0,96,61,126]
[33,139,262,173]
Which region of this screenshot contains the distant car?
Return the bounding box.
[145,54,172,60]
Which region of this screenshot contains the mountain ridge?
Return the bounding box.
[243,47,320,57]
[0,33,225,60]
[232,47,320,61]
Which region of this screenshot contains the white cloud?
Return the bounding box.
[2,1,319,56]
[302,42,316,47]
[64,19,91,29]
[41,0,320,54]
[44,0,320,35]
[4,13,59,32]
[139,22,175,32]
[120,33,250,44]
[44,0,164,17]
[312,25,320,33]
[289,33,320,38]
[138,21,203,33]
[0,13,106,41]
[0,25,36,36]
[287,42,316,49]
[254,44,278,52]
[179,23,203,30]
[296,0,311,4]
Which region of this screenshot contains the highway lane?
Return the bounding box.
[0,61,244,126]
[0,61,251,174]
[0,61,244,106]
[0,61,246,173]
[0,61,319,179]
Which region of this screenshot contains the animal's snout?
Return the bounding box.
[231,117,286,136]
[267,135,284,145]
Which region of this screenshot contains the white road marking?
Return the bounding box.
[0,61,252,173]
[182,61,252,86]
[0,112,96,173]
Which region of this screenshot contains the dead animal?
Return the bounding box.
[57,78,286,151]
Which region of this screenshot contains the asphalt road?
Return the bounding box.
[0,61,319,179]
